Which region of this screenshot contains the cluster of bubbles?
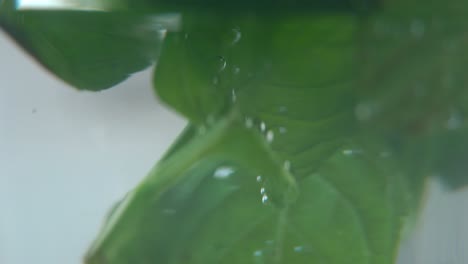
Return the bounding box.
[256,175,269,204]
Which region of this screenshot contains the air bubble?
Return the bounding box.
[262,194,269,204]
[260,122,266,132]
[233,66,240,75]
[253,250,263,257]
[354,102,374,122]
[447,110,462,130]
[245,117,254,128]
[278,127,287,134]
[342,149,363,156]
[260,187,266,195]
[266,130,274,143]
[217,56,227,72]
[231,27,242,45]
[293,246,305,253]
[213,166,235,179]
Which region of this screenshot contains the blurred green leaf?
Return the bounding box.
[356,0,468,189]
[0,0,376,91]
[0,0,172,90]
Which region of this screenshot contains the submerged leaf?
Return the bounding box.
[87,9,415,264]
[154,14,357,179]
[85,115,411,264]
[0,0,174,90]
[3,0,468,263]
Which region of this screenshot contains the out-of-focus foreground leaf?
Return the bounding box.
[0,0,175,90]
[357,0,468,189]
[0,0,377,91]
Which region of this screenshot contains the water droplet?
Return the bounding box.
[233,66,240,75]
[217,56,227,72]
[213,166,235,179]
[410,19,425,38]
[262,194,269,204]
[283,160,291,171]
[245,117,254,128]
[256,175,263,182]
[354,102,374,122]
[260,187,266,195]
[278,127,287,134]
[260,122,266,132]
[266,130,274,143]
[293,246,305,253]
[231,27,242,45]
[253,250,263,257]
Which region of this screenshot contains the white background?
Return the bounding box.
[0,30,467,264]
[0,30,186,264]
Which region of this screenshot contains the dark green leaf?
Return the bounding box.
[85,115,411,264]
[86,11,416,264]
[154,14,356,179]
[0,0,172,90]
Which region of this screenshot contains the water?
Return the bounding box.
[2,1,468,264]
